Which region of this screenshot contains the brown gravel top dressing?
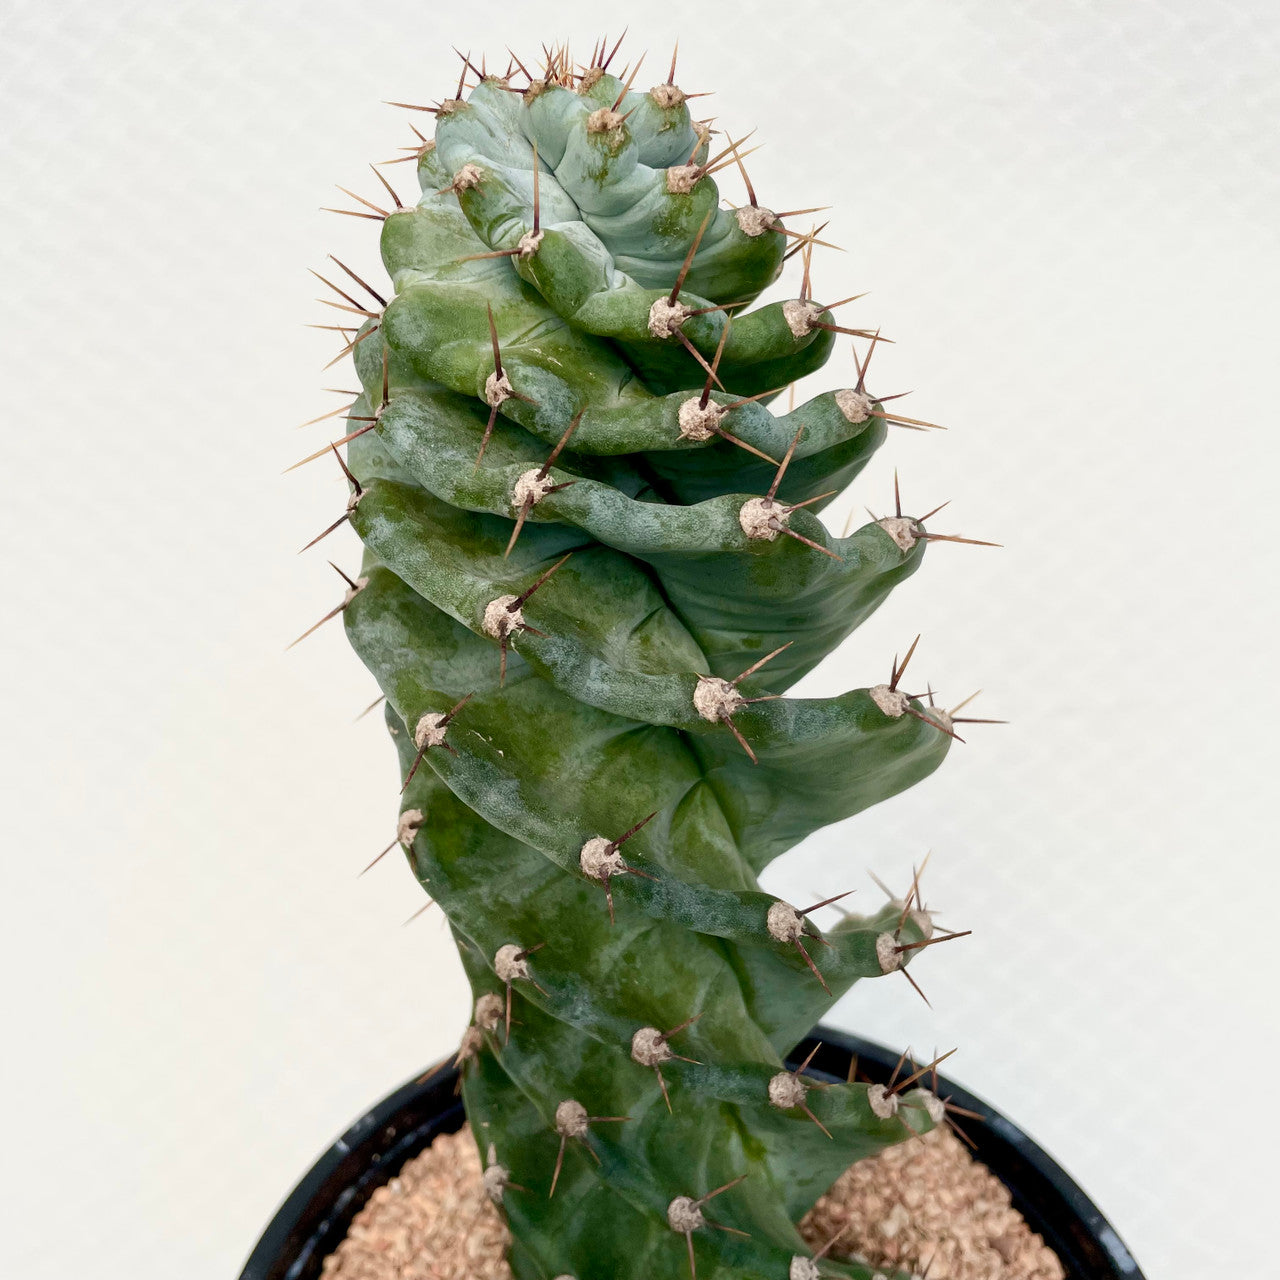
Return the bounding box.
[320,1124,1064,1280]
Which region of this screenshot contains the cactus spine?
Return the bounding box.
[301,37,990,1280]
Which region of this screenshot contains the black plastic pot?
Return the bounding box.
[240,1027,1143,1280]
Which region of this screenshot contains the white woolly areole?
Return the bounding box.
[875,931,902,974]
[667,1196,704,1234]
[396,808,424,847]
[869,685,909,718]
[457,1025,484,1060]
[693,675,746,722]
[648,296,693,338]
[677,397,725,441]
[512,468,557,510]
[631,1026,672,1066]
[341,577,368,608]
[482,1161,510,1202]
[666,164,702,194]
[578,67,604,92]
[484,370,514,407]
[586,106,624,133]
[768,1071,807,1110]
[515,228,544,258]
[555,1099,590,1138]
[738,497,784,540]
[878,516,919,552]
[452,163,483,191]
[345,488,364,513]
[482,594,523,640]
[649,83,686,109]
[767,900,805,944]
[438,98,465,116]
[884,899,935,940]
[494,943,530,982]
[413,712,449,750]
[868,1083,900,1119]
[782,299,823,338]
[579,836,626,879]
[790,1258,822,1280]
[474,993,504,1031]
[911,1088,947,1124]
[736,205,777,237]
[836,388,875,423]
[920,705,954,734]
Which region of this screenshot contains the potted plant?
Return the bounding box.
[251,38,1144,1280]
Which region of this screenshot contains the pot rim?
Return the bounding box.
[240,1026,1143,1280]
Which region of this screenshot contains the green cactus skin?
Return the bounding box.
[305,42,977,1280]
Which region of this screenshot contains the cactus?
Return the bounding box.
[299,38,994,1280]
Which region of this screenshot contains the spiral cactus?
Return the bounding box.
[297,37,993,1280]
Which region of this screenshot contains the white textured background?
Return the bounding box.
[2,2,1276,1276]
